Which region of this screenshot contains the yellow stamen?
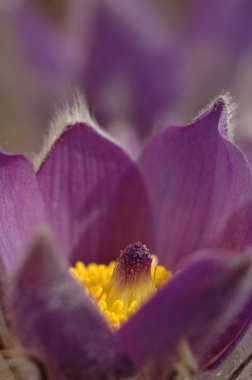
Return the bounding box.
[69,244,172,330]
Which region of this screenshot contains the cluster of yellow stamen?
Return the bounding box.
[69,242,172,330]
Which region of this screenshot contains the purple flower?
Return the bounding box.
[6,0,252,153]
[4,0,182,149]
[0,96,252,379]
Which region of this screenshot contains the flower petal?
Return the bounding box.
[83,0,181,136]
[239,142,252,168]
[9,4,70,75]
[37,123,135,262]
[117,253,252,375]
[8,231,134,380]
[202,294,252,369]
[200,326,252,380]
[0,153,45,273]
[138,99,252,268]
[71,161,153,264]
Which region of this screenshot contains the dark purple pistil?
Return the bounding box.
[116,242,152,280]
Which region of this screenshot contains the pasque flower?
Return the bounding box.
[5,0,180,148]
[6,0,252,155]
[0,96,251,379]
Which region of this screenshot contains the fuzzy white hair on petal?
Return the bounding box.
[33,91,121,171]
[220,92,237,142]
[194,92,236,143]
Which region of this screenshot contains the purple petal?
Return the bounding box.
[117,253,252,374]
[202,294,252,369]
[138,99,252,268]
[239,142,252,168]
[186,0,252,55]
[0,153,45,273]
[9,231,134,380]
[9,4,70,75]
[37,123,140,262]
[201,326,252,379]
[83,0,181,136]
[71,161,153,264]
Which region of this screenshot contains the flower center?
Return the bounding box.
[69,242,172,330]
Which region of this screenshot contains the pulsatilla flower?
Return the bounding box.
[1,97,252,379]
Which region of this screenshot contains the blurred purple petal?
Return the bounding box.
[174,0,252,123]
[8,0,181,140]
[185,0,252,54]
[138,99,252,268]
[0,4,74,158]
[9,4,70,75]
[117,253,252,374]
[9,231,134,380]
[37,123,136,262]
[80,0,182,136]
[0,153,45,273]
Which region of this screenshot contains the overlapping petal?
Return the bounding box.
[9,232,134,380]
[0,153,45,273]
[71,161,153,264]
[117,253,252,375]
[37,123,151,264]
[240,142,252,168]
[0,96,250,379]
[203,294,252,369]
[138,99,252,268]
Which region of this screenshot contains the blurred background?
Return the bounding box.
[1,0,252,159]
